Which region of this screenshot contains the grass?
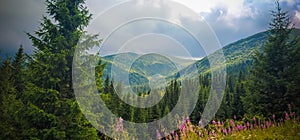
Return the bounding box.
[177,111,300,140]
[113,109,300,139]
[224,120,300,139]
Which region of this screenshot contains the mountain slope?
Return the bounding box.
[99,29,300,90]
[179,29,300,78]
[101,52,197,92]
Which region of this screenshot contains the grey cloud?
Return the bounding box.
[0,0,46,55]
[200,0,299,46]
[0,0,299,57]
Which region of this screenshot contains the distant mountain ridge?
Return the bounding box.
[101,52,197,92]
[100,29,300,91]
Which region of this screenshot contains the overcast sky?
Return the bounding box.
[0,0,299,58]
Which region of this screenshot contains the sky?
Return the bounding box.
[0,0,299,59]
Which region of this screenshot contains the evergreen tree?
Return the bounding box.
[0,58,28,139]
[12,46,26,98]
[232,71,245,119]
[103,76,110,94]
[95,58,106,93]
[23,0,100,139]
[0,59,14,97]
[27,0,91,97]
[243,1,300,116]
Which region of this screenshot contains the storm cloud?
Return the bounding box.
[0,0,299,58]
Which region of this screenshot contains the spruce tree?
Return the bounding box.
[232,71,245,119]
[27,0,91,96]
[12,46,26,98]
[0,58,28,139]
[24,0,100,139]
[244,1,300,116]
[95,59,106,93]
[103,76,110,94]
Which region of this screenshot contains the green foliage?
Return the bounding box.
[95,58,106,93]
[243,1,300,116]
[0,0,101,139]
[12,46,26,98]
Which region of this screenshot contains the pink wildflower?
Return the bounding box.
[186,117,191,123]
[175,133,179,140]
[180,123,186,131]
[116,117,123,132]
[222,128,227,135]
[156,130,162,139]
[116,124,121,132]
[218,121,221,126]
[237,125,243,131]
[246,122,250,127]
[171,131,175,136]
[212,120,216,125]
[198,132,203,137]
[285,112,290,120]
[227,127,231,134]
[230,120,235,126]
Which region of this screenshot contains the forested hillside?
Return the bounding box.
[180,29,300,77]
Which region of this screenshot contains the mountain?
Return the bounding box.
[99,29,300,92]
[179,29,300,78]
[101,52,197,93]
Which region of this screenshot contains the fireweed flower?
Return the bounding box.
[222,128,227,135]
[212,120,216,125]
[227,127,231,134]
[171,131,175,136]
[285,112,290,120]
[116,117,123,132]
[180,123,186,131]
[218,121,221,126]
[186,117,191,123]
[119,117,123,123]
[246,122,250,127]
[230,120,235,126]
[156,130,162,139]
[116,124,121,132]
[175,133,179,140]
[198,132,203,137]
[237,125,243,131]
[243,124,247,129]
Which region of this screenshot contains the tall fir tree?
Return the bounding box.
[12,46,26,98]
[95,58,106,93]
[103,76,110,94]
[0,59,19,139]
[27,0,91,97]
[24,0,100,139]
[243,1,300,116]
